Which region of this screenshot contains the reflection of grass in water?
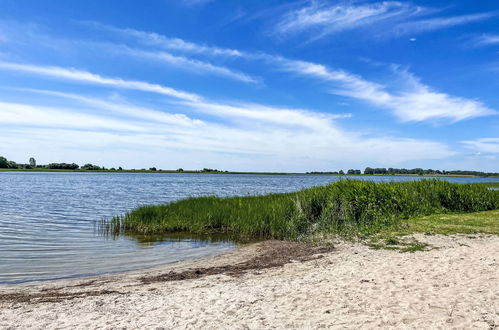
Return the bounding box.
[97,221,245,246]
[105,179,499,241]
[126,232,244,246]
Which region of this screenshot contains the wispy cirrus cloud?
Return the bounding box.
[469,34,499,47]
[392,12,495,37]
[273,1,494,41]
[87,22,243,57]
[0,20,256,84]
[0,63,342,131]
[462,138,499,153]
[0,61,201,102]
[6,18,493,125]
[0,101,146,132]
[117,46,258,84]
[275,1,421,39]
[265,56,496,122]
[93,24,495,123]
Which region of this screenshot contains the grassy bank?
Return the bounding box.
[108,180,499,240]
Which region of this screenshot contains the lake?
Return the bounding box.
[1,172,498,285]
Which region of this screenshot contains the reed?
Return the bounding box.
[108,180,499,240]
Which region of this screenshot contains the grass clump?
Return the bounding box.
[368,236,430,253]
[109,179,499,240]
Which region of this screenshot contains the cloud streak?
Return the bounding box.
[462,138,499,153]
[93,24,495,123]
[0,61,201,102]
[88,22,243,57]
[273,1,494,41]
[392,12,495,36]
[469,34,499,47]
[266,56,496,122]
[118,46,258,84]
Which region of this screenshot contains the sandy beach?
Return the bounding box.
[1,234,498,329]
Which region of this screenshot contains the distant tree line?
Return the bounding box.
[0,156,111,171]
[1,156,498,176]
[308,167,499,177]
[201,168,228,173]
[363,167,499,177]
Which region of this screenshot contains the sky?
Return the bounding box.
[0,0,498,172]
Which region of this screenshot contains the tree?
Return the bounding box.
[29,157,36,167]
[364,167,374,175]
[177,168,184,172]
[0,156,8,168]
[149,167,157,171]
[339,170,345,175]
[46,163,79,170]
[7,160,18,169]
[81,163,101,170]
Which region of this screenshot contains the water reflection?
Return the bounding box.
[125,232,243,246]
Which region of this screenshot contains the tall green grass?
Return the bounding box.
[108,180,499,240]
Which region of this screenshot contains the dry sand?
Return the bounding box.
[1,234,498,329]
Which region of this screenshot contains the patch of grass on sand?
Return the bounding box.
[368,236,430,253]
[367,209,499,252]
[402,209,499,235]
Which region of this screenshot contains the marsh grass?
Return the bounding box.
[107,179,499,240]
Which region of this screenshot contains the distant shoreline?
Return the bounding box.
[1,168,496,178]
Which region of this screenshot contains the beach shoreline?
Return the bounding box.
[1,234,498,329]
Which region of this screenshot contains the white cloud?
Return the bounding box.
[0,101,145,132]
[180,99,350,131]
[273,1,493,41]
[88,22,243,57]
[275,1,419,39]
[0,61,201,102]
[13,88,204,128]
[462,138,499,153]
[0,86,455,170]
[265,56,496,122]
[118,46,258,84]
[87,23,492,124]
[470,34,499,47]
[392,13,495,36]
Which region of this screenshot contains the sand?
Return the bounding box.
[0,234,498,329]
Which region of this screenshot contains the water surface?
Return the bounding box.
[1,172,498,284]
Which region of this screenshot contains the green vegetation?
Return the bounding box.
[2,155,499,177]
[403,209,499,235]
[368,236,430,253]
[107,180,499,241]
[365,208,499,252]
[363,167,499,177]
[309,167,499,177]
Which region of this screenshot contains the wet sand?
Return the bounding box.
[1,235,498,329]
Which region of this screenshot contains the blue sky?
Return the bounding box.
[0,0,498,172]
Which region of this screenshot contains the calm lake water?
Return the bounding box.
[1,172,498,285]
